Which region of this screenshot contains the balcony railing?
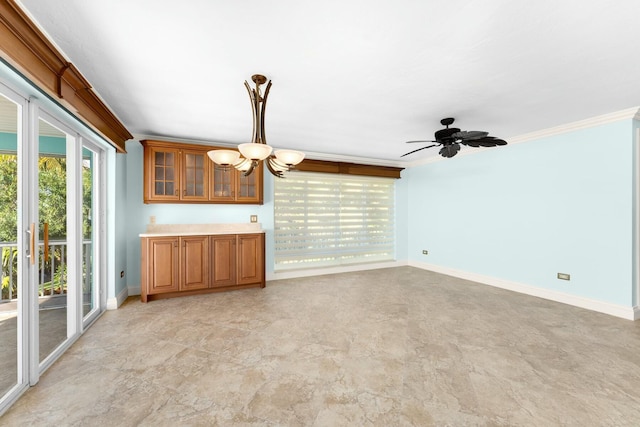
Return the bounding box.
[1,240,92,303]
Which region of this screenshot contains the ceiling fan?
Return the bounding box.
[401,118,507,158]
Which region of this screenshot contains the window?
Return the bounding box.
[274,171,395,270]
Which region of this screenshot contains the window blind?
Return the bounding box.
[274,171,395,270]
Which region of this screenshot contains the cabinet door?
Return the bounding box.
[210,163,236,202]
[235,163,263,204]
[236,234,264,285]
[147,237,179,294]
[180,236,209,291]
[181,150,209,201]
[211,235,236,287]
[145,146,181,202]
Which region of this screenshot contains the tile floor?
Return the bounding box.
[2,267,640,426]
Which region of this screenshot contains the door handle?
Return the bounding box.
[43,222,49,260]
[27,223,35,265]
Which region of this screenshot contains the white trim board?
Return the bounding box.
[107,286,129,310]
[268,260,407,281]
[409,261,639,321]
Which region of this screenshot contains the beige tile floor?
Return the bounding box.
[2,266,640,426]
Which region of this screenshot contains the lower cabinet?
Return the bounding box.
[141,233,265,302]
[211,235,236,287]
[180,236,209,291]
[211,234,265,287]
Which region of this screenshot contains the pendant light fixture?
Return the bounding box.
[207,74,304,178]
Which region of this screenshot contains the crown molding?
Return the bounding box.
[0,0,132,152]
[507,107,640,145]
[405,107,640,169]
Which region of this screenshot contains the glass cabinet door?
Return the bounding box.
[236,163,263,203]
[181,150,208,201]
[210,164,235,201]
[148,146,180,201]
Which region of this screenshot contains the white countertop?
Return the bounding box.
[139,223,264,237]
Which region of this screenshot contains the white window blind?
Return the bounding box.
[274,171,395,270]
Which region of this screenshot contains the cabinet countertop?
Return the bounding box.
[139,223,264,237]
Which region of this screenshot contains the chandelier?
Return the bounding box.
[207,74,304,178]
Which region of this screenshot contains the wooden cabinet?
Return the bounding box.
[141,236,179,301]
[144,145,181,202]
[141,139,262,204]
[141,235,209,302]
[211,235,236,287]
[141,233,265,302]
[181,149,209,201]
[237,234,264,285]
[211,233,265,288]
[180,236,209,291]
[210,163,263,204]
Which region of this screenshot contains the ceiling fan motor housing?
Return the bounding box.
[435,127,461,143]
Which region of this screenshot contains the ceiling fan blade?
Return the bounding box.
[492,138,507,146]
[452,130,489,140]
[401,144,439,157]
[439,143,460,158]
[405,140,437,144]
[461,136,507,147]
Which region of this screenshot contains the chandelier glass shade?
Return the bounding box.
[238,142,272,160]
[207,149,240,166]
[207,74,305,178]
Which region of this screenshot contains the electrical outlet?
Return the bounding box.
[422,250,428,255]
[149,215,156,224]
[557,273,570,281]
[120,271,125,278]
[250,215,258,223]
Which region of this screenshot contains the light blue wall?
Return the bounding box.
[113,151,128,299]
[406,119,635,306]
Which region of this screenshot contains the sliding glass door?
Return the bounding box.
[0,71,109,414]
[36,116,71,366]
[81,142,101,327]
[0,85,24,406]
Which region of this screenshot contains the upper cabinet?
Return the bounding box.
[141,140,263,204]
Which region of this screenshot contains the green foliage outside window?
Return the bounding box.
[0,154,92,300]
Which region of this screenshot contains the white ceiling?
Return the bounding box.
[16,0,640,164]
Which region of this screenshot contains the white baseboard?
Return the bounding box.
[127,285,141,296]
[106,286,129,310]
[409,261,638,321]
[268,260,408,281]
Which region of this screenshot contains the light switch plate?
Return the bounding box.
[557,273,570,281]
[250,215,258,223]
